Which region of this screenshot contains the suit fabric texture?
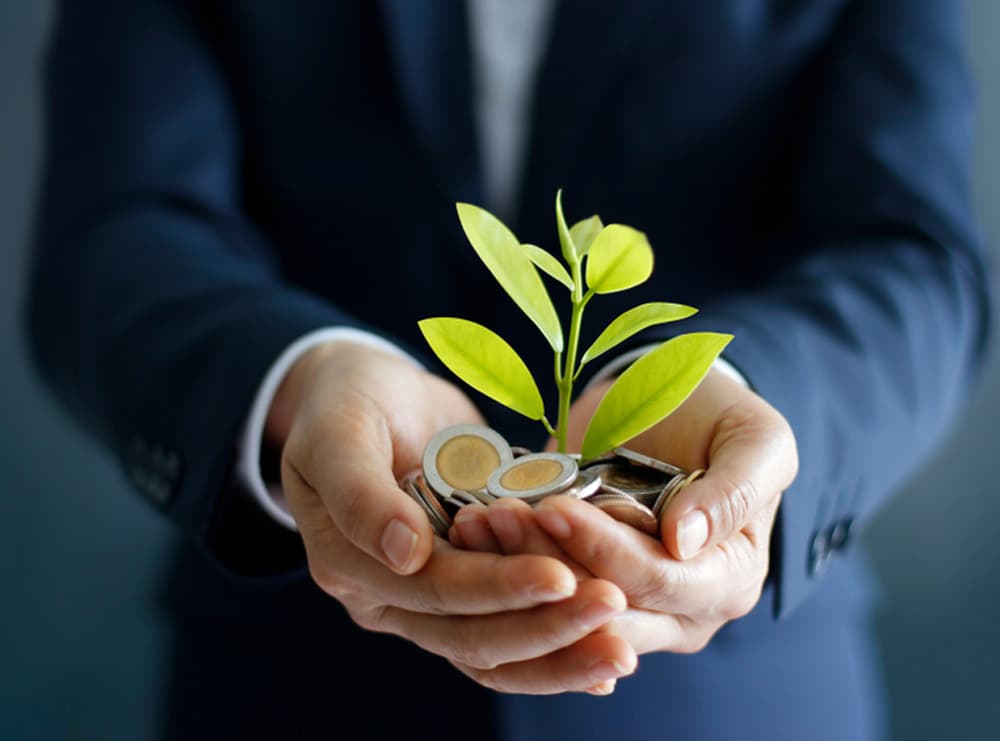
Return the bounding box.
[27,1,991,739]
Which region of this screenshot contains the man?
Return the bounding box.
[27,1,991,739]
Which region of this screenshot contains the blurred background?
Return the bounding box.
[1,3,997,739]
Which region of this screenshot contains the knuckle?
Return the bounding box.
[353,605,390,634]
[724,586,764,622]
[462,665,504,693]
[631,561,681,607]
[677,629,714,655]
[308,559,338,596]
[308,560,361,604]
[451,645,494,672]
[713,475,757,534]
[448,625,495,670]
[410,575,446,615]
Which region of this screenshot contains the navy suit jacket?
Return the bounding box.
[27,1,991,739]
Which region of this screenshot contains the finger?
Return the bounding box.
[598,607,692,655]
[535,495,726,613]
[374,580,629,673]
[486,498,590,580]
[284,403,435,576]
[451,504,502,553]
[305,510,585,616]
[586,679,618,696]
[661,414,796,560]
[537,494,772,626]
[454,632,636,695]
[285,460,579,613]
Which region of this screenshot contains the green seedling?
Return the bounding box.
[418,190,733,461]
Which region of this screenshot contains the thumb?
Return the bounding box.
[661,413,797,560]
[287,403,436,576]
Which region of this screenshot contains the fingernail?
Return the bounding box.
[381,518,418,571]
[677,509,709,559]
[489,505,523,549]
[528,580,576,602]
[535,505,572,539]
[576,598,623,630]
[586,679,617,696]
[589,660,629,682]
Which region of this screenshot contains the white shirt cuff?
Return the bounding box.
[586,344,749,389]
[237,328,424,531]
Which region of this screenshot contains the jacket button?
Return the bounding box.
[145,475,173,507]
[829,517,855,551]
[809,530,832,577]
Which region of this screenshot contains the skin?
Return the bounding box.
[271,340,637,694]
[271,341,797,695]
[452,367,798,692]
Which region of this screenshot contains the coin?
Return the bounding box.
[652,469,706,521]
[587,492,660,536]
[443,487,496,508]
[400,472,452,537]
[582,460,677,507]
[422,424,513,499]
[487,452,579,503]
[612,447,686,477]
[556,469,603,500]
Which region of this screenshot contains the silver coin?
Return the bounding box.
[556,470,603,500]
[443,487,496,508]
[587,492,660,536]
[401,472,452,537]
[584,461,677,507]
[612,447,686,477]
[422,424,513,499]
[577,449,618,467]
[652,469,706,520]
[487,452,579,503]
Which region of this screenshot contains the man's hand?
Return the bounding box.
[270,341,637,693]
[453,367,797,684]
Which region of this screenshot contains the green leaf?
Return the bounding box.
[580,302,699,366]
[418,317,545,420]
[569,215,603,257]
[456,202,564,352]
[585,224,654,294]
[555,189,577,265]
[580,332,734,459]
[523,243,574,290]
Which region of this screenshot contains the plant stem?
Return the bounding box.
[556,261,587,452]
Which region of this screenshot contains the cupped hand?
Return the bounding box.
[271,340,636,693]
[453,367,797,684]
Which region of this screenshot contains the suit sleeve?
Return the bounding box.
[676,0,992,617]
[25,0,384,574]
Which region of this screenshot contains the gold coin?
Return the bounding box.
[499,458,563,491]
[487,452,579,502]
[437,434,501,491]
[422,424,513,498]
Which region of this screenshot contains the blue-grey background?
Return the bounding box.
[1,3,997,739]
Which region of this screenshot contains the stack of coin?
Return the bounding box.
[398,424,704,538]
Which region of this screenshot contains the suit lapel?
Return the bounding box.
[378,0,648,224]
[378,0,481,202]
